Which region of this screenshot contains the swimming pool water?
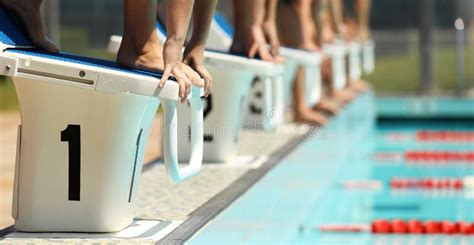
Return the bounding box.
[190,95,474,244]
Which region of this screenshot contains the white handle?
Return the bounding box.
[261,76,274,130]
[349,43,362,80]
[162,86,203,183]
[323,44,347,90]
[303,65,322,106]
[363,40,375,75]
[332,50,346,90]
[270,75,284,127]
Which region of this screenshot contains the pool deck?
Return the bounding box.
[2,93,472,244]
[0,97,318,243]
[0,123,312,244]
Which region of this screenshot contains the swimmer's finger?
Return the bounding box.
[188,67,204,87]
[259,46,274,62]
[248,43,258,59]
[174,69,191,103]
[34,37,59,53]
[195,65,212,96]
[159,65,173,88]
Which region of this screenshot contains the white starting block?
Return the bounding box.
[108,20,283,162]
[278,47,323,107]
[181,51,282,162]
[0,6,203,232]
[322,42,348,91]
[206,12,233,53]
[362,39,375,75]
[348,42,362,81]
[207,13,285,130]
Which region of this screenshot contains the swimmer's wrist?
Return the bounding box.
[165,34,186,48]
[249,25,263,34]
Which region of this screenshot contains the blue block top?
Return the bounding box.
[6,49,172,80]
[0,5,171,80]
[156,18,167,37]
[0,5,32,46]
[214,12,234,37]
[155,16,258,60]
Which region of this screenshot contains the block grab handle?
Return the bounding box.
[161,86,203,183]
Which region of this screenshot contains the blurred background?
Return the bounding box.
[0,0,473,110]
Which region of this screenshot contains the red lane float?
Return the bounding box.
[417,130,474,142]
[319,219,474,235]
[407,220,424,233]
[390,177,466,190]
[405,151,474,163]
[342,176,474,190]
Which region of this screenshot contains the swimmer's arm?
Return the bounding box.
[330,0,346,35]
[246,0,266,31]
[316,0,333,30]
[164,0,193,50]
[294,0,319,45]
[183,0,218,96]
[263,0,281,52]
[264,0,278,23]
[160,0,195,97]
[293,0,313,23]
[315,0,334,43]
[355,0,371,33]
[186,0,218,49]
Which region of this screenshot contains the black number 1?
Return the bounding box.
[61,125,81,201]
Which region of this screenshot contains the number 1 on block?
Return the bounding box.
[61,124,81,201]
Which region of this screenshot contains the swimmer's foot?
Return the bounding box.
[359,28,372,43]
[349,79,371,93]
[0,0,58,53]
[294,108,328,126]
[299,42,320,52]
[230,26,274,62]
[117,38,201,84]
[117,39,165,72]
[330,88,356,105]
[313,98,340,115]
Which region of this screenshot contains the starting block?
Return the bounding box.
[322,41,348,91]
[348,42,362,81]
[362,40,375,75]
[207,13,285,130]
[278,47,323,107]
[108,20,283,162]
[0,6,203,232]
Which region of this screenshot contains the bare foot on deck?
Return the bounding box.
[117,39,165,73]
[313,97,340,115]
[349,79,371,93]
[117,37,202,102]
[262,20,280,58]
[231,26,274,62]
[0,0,58,53]
[294,108,328,126]
[330,88,356,105]
[359,27,372,43]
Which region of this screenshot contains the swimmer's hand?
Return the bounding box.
[159,38,204,103]
[322,25,336,44]
[262,20,280,57]
[183,44,212,97]
[247,25,274,62]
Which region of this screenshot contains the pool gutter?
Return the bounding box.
[158,127,317,244]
